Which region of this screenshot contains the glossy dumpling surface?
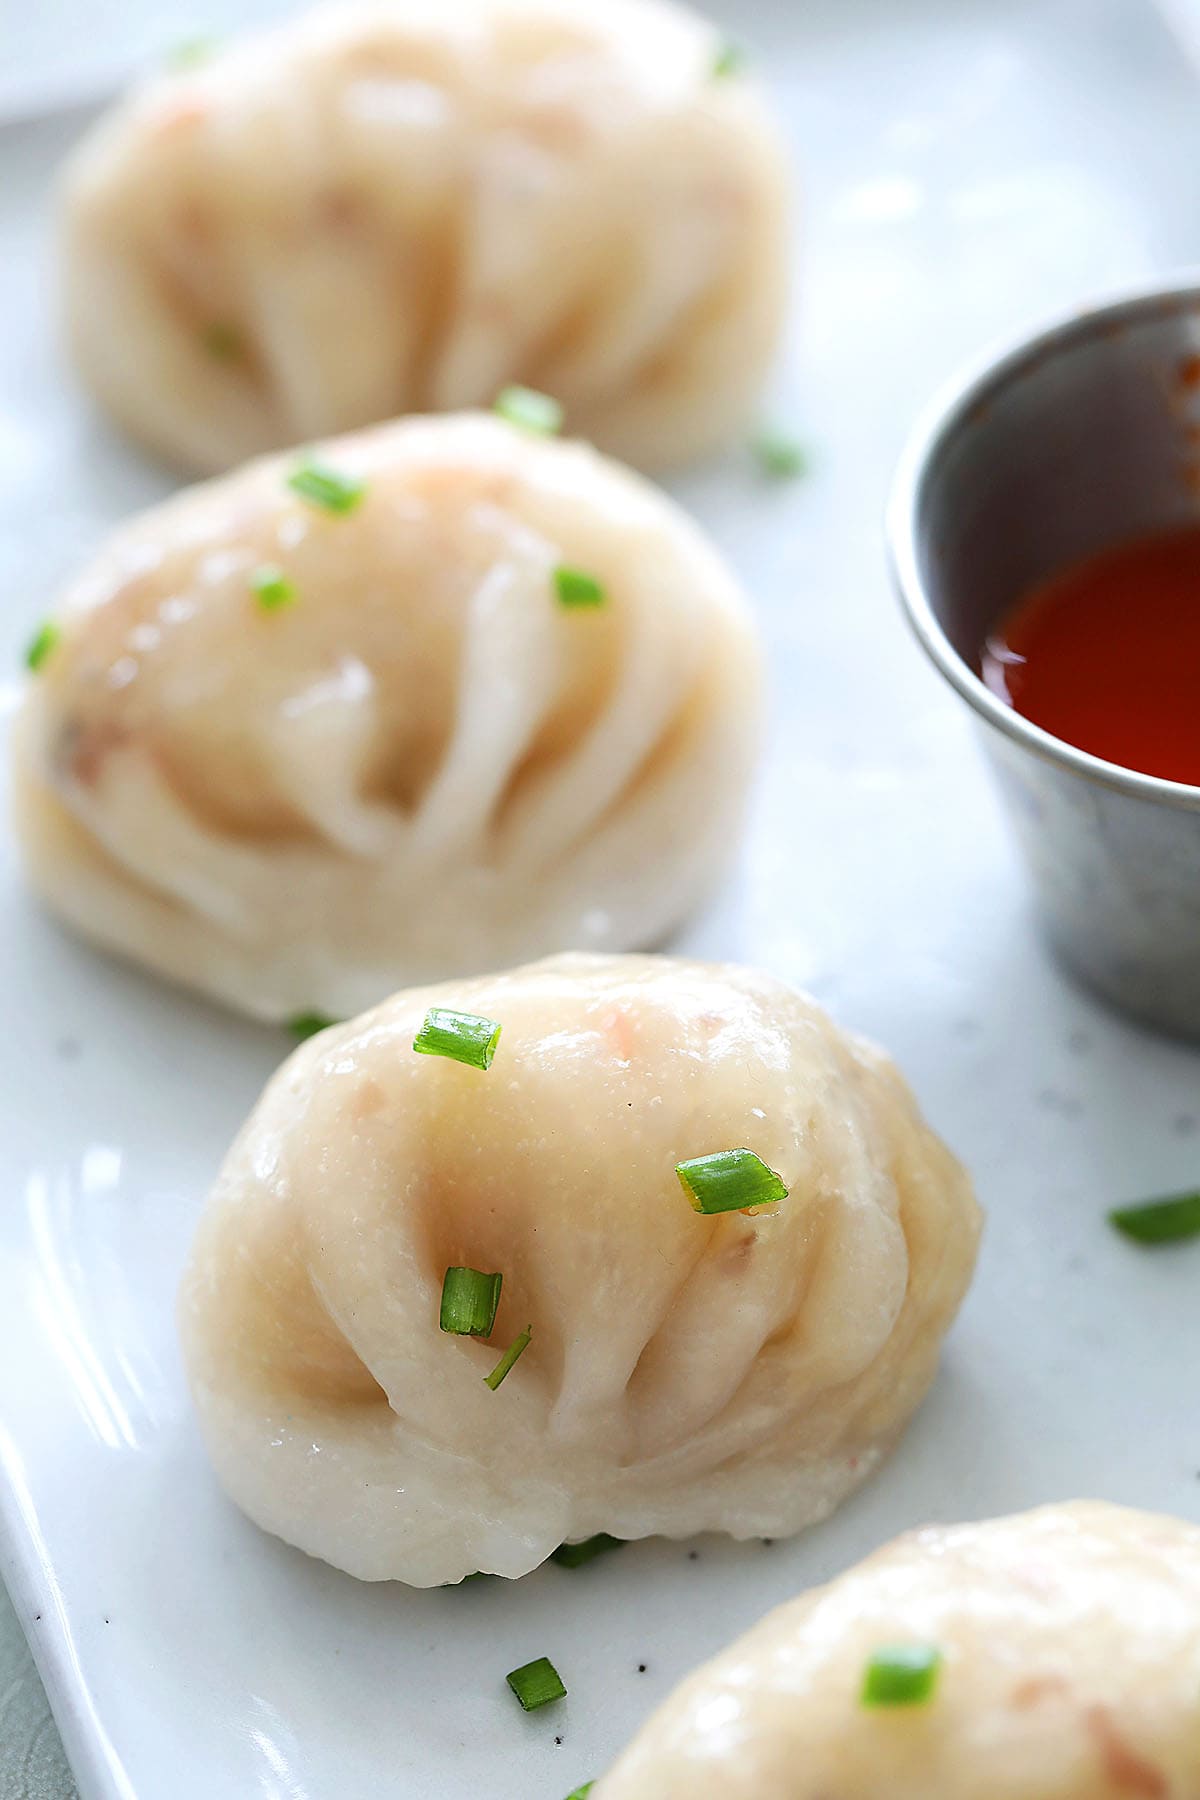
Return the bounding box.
[596,1501,1200,1799]
[61,0,790,473]
[178,953,981,1584]
[12,414,761,1020]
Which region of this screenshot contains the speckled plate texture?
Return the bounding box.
[2,1,1200,1796]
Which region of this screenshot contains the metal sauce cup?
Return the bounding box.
[888,279,1200,1040]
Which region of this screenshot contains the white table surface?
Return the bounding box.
[0,1583,74,1798]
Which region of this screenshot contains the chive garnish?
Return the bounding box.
[287,459,367,515]
[712,38,745,77]
[553,567,606,609]
[440,1267,502,1337]
[676,1148,788,1215]
[752,429,808,480]
[25,621,60,674]
[288,1011,336,1040]
[251,564,295,611]
[506,1655,566,1712]
[169,36,219,68]
[1109,1191,1200,1245]
[551,1534,623,1569]
[485,1325,532,1390]
[494,385,563,436]
[860,1644,942,1707]
[564,1787,594,1799]
[202,321,242,361]
[413,1008,502,1071]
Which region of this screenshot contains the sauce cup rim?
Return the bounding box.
[886,272,1200,813]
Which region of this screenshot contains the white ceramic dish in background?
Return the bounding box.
[3,1,1200,1795]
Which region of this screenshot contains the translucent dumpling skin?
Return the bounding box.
[178,954,981,1584]
[595,1502,1200,1800]
[61,0,790,474]
[12,415,761,1020]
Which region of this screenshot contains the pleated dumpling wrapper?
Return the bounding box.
[12,414,761,1021]
[178,954,982,1584]
[61,0,790,474]
[595,1501,1200,1799]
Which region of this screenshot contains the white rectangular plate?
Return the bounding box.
[4,1,1200,1795]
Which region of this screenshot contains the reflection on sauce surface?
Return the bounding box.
[982,524,1200,785]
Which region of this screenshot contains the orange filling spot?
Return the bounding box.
[1085,1705,1167,1797]
[598,1007,637,1062]
[1010,1673,1069,1711]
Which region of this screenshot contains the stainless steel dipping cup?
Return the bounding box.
[888,278,1200,1040]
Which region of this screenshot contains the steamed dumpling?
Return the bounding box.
[12,414,761,1020]
[595,1501,1200,1799]
[61,0,790,475]
[178,953,981,1584]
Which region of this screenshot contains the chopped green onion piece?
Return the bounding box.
[1109,1191,1200,1245]
[288,1011,336,1041]
[169,36,219,68]
[551,1534,624,1569]
[494,385,563,436]
[201,321,242,360]
[287,459,367,515]
[440,1266,502,1337]
[676,1148,788,1215]
[712,38,745,77]
[564,1787,595,1799]
[752,429,809,480]
[413,1007,502,1071]
[485,1325,532,1390]
[861,1644,942,1708]
[25,621,60,674]
[251,564,295,611]
[554,566,607,609]
[506,1655,567,1712]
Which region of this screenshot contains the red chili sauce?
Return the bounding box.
[981,524,1200,785]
